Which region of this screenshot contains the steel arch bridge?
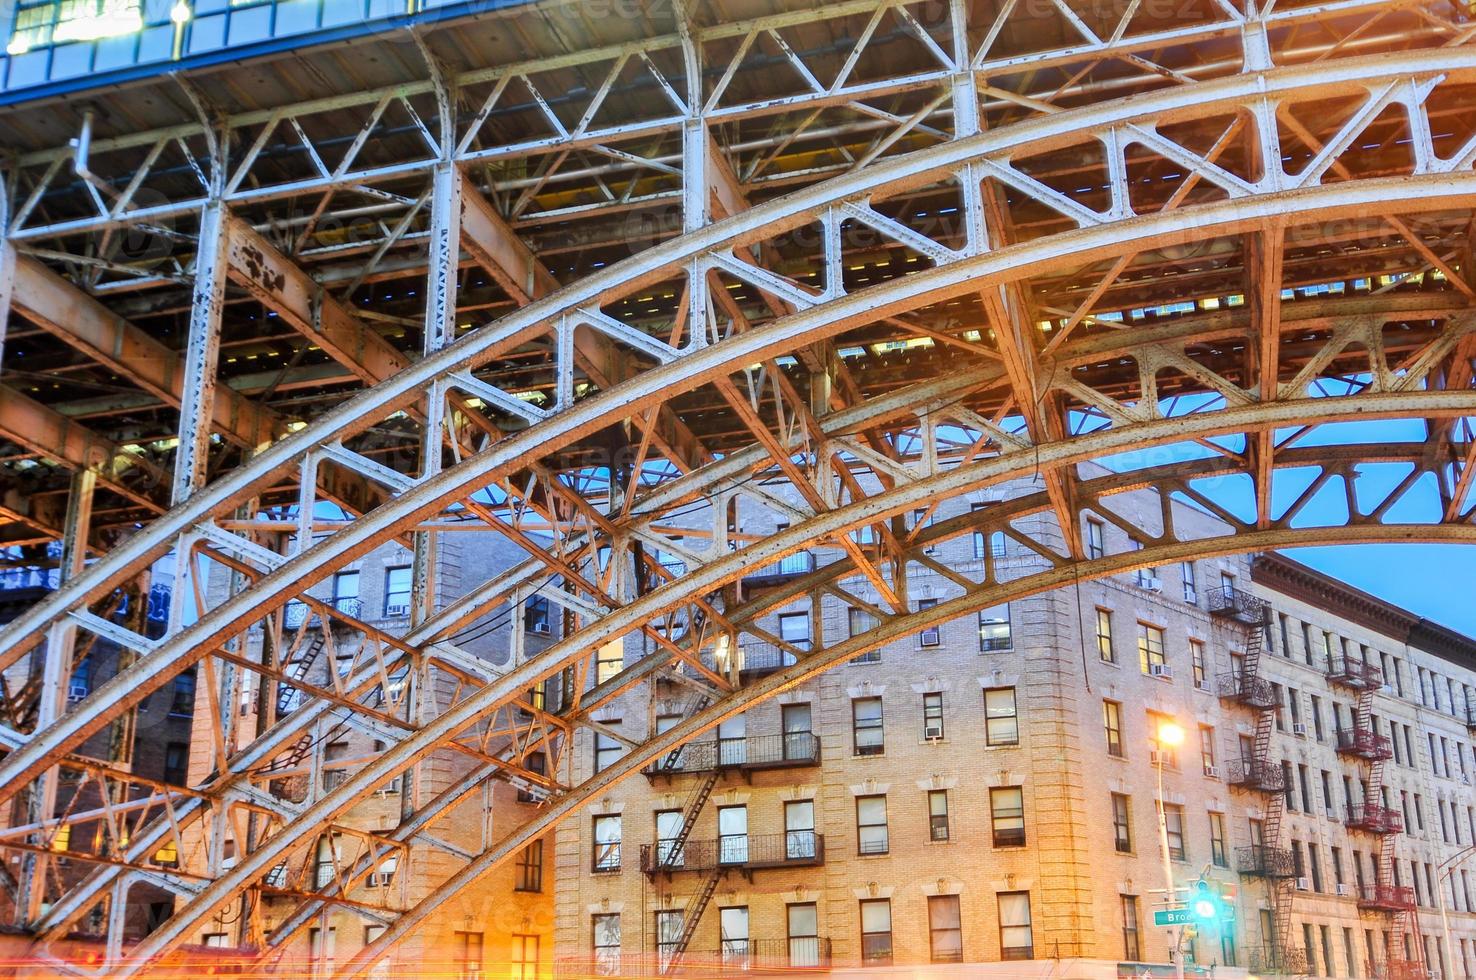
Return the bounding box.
[1,0,1475,973]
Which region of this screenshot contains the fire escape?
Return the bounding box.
[1213,587,1305,975]
[1331,658,1424,980]
[639,678,827,974]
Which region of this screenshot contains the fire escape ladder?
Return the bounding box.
[1215,594,1303,974]
[276,634,326,716]
[662,866,724,974]
[659,693,712,772]
[653,769,720,876]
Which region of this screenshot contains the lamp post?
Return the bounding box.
[1435,843,1475,978]
[1156,721,1187,980]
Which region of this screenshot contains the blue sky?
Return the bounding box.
[1284,544,1476,636]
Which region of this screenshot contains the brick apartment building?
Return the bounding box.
[8,476,1476,980]
[548,480,1476,979]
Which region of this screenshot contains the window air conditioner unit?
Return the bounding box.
[1194,679,1209,691]
[923,725,943,741]
[1296,877,1311,891]
[1149,664,1173,679]
[385,603,409,617]
[1143,577,1163,592]
[1292,723,1308,737]
[1336,883,1352,897]
[67,683,88,702]
[370,871,394,887]
[1203,765,1220,779]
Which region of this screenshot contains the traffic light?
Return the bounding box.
[1192,880,1218,920]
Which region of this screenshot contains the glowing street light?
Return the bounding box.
[1154,719,1187,980]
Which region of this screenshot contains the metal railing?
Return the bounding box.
[1346,802,1403,834]
[1235,844,1296,878]
[1225,758,1286,793]
[746,552,815,579]
[284,596,364,628]
[683,938,832,971]
[1357,884,1416,911]
[1216,671,1277,708]
[1327,656,1383,690]
[1248,947,1308,974]
[640,832,824,875]
[644,733,820,775]
[1336,727,1394,760]
[1207,586,1268,623]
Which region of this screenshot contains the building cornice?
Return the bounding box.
[1252,553,1476,672]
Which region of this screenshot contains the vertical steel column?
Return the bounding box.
[405,46,461,854]
[0,180,15,373]
[171,143,230,506]
[18,468,95,923]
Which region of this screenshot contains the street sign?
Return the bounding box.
[1153,907,1194,926]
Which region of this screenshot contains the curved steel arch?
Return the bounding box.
[5,47,1476,662]
[3,41,1476,976]
[6,167,1475,799]
[49,382,1476,976]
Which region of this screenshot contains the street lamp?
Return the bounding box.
[1156,722,1187,980]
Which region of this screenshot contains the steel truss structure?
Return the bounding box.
[1,0,1476,973]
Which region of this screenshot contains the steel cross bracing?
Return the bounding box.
[0,0,1474,971]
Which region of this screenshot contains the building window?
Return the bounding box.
[331,570,360,613]
[781,703,813,761]
[1087,518,1105,559]
[848,607,881,663]
[778,612,811,651]
[383,566,412,617]
[592,914,621,976]
[984,687,1019,746]
[593,815,621,872]
[922,692,945,740]
[595,642,622,684]
[1111,793,1132,853]
[1163,804,1186,861]
[517,751,546,804]
[1137,622,1166,674]
[308,926,336,978]
[1103,700,1123,757]
[514,839,543,892]
[1200,725,1217,774]
[852,697,884,755]
[1190,639,1207,689]
[1148,713,1179,769]
[928,790,950,841]
[998,892,1034,960]
[1209,812,1228,868]
[916,598,940,647]
[454,931,482,980]
[788,903,821,967]
[1181,561,1197,604]
[654,911,683,971]
[169,669,196,716]
[856,795,889,855]
[928,895,964,963]
[1096,608,1115,662]
[510,935,538,980]
[594,725,623,772]
[163,742,188,786]
[991,786,1026,847]
[1121,895,1141,960]
[785,800,817,860]
[719,907,749,966]
[524,594,551,634]
[859,899,893,963]
[978,604,1012,651]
